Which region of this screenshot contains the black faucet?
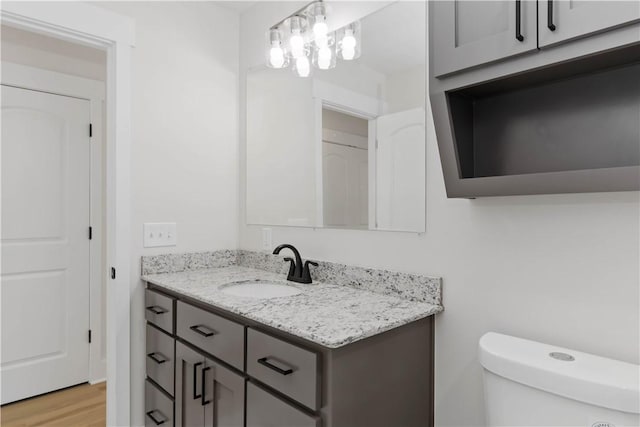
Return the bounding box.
[272,244,318,284]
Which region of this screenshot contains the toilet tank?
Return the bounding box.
[479,332,639,427]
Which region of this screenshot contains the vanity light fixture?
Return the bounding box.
[265,0,360,77]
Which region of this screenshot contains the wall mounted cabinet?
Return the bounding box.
[430,0,640,198]
[538,0,640,48]
[432,0,537,77]
[433,0,640,77]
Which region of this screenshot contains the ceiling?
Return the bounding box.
[217,1,258,14]
[358,1,426,76]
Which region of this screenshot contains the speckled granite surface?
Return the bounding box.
[142,250,441,305]
[142,266,442,348]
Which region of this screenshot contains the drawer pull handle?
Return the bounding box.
[257,357,294,375]
[190,324,215,337]
[146,410,166,425]
[146,305,168,315]
[147,352,167,364]
[193,362,203,399]
[201,366,212,406]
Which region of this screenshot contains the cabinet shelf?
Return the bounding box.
[440,44,640,197]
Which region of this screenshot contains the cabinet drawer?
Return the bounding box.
[247,382,319,427]
[145,379,174,427]
[146,324,175,396]
[247,328,320,410]
[146,288,174,334]
[176,301,244,370]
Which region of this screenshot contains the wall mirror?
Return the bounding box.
[246,1,426,232]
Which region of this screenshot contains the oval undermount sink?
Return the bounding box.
[220,280,302,299]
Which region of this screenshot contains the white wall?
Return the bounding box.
[385,65,425,114]
[239,3,640,426]
[94,2,239,425]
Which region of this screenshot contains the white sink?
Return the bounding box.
[220,280,302,299]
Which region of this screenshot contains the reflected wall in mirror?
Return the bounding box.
[246,1,426,232]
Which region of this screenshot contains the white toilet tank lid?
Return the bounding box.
[479,332,639,414]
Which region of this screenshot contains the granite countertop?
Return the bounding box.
[143,265,442,349]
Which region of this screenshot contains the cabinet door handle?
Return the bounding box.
[257,357,294,375]
[189,324,215,337]
[146,305,168,315]
[193,362,203,399]
[515,0,524,41]
[547,0,556,31]
[147,352,167,364]
[201,366,212,406]
[146,410,166,425]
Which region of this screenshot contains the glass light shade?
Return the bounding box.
[312,43,336,70]
[265,28,288,69]
[308,2,329,48]
[287,15,308,59]
[337,21,361,61]
[293,55,311,77]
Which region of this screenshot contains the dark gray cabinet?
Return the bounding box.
[146,285,436,427]
[175,341,245,427]
[175,342,206,427]
[430,1,640,197]
[538,0,640,48]
[432,0,537,77]
[433,0,640,77]
[146,324,175,396]
[146,379,174,427]
[246,382,319,427]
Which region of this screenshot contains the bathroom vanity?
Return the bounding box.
[141,251,442,427]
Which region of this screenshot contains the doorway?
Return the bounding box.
[1,26,106,405]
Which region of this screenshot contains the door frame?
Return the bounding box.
[0,3,134,425]
[1,62,106,384]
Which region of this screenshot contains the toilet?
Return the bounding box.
[479,332,639,427]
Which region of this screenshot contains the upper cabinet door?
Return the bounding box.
[539,0,640,48]
[432,0,537,77]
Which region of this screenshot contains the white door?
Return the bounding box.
[375,108,426,232]
[322,142,368,229]
[1,85,91,404]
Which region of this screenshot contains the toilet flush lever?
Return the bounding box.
[549,352,575,361]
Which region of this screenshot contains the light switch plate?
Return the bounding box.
[262,228,272,251]
[143,223,177,248]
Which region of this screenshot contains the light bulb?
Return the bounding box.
[269,45,285,68]
[317,46,332,70]
[295,56,310,77]
[341,29,357,60]
[290,29,305,58]
[313,20,328,47]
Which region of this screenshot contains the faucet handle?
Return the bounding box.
[302,260,318,284]
[283,257,296,277]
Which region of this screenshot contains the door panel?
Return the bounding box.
[375,108,426,232]
[322,142,368,229]
[432,0,537,76]
[175,342,206,427]
[1,85,90,404]
[204,358,245,427]
[246,382,319,427]
[539,0,640,48]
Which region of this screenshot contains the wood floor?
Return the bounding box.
[0,383,106,427]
